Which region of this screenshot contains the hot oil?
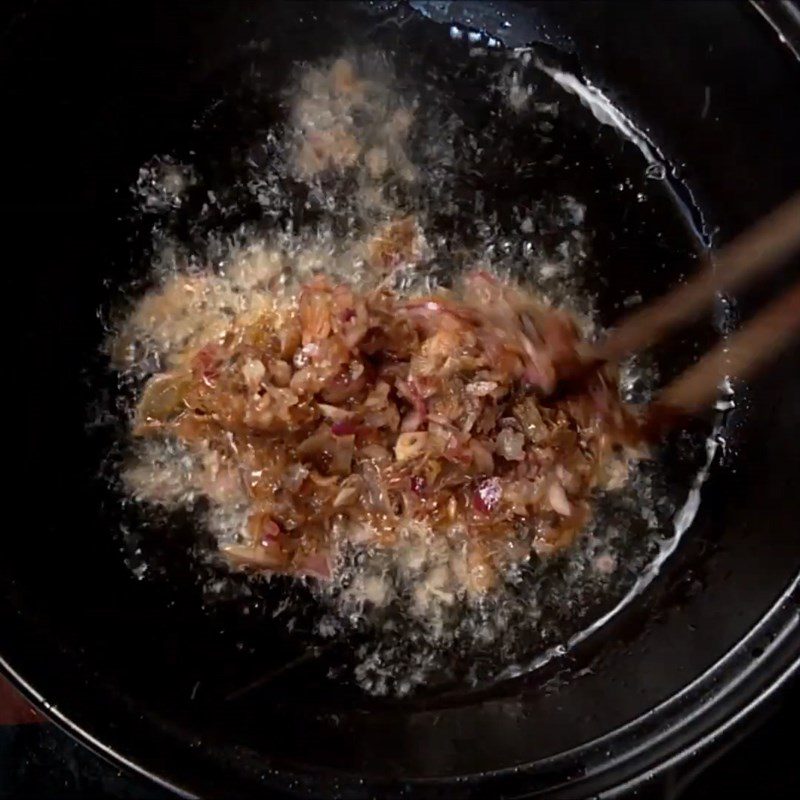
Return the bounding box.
[98,4,722,699]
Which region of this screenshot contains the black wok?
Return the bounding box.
[1,1,799,797]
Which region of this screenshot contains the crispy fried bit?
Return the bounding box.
[129,268,644,583]
[366,217,427,273]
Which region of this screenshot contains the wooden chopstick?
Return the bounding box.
[593,191,800,365]
[655,280,800,414]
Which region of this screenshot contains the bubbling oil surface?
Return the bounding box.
[102,6,717,696]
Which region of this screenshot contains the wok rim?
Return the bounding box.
[2,573,797,798]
